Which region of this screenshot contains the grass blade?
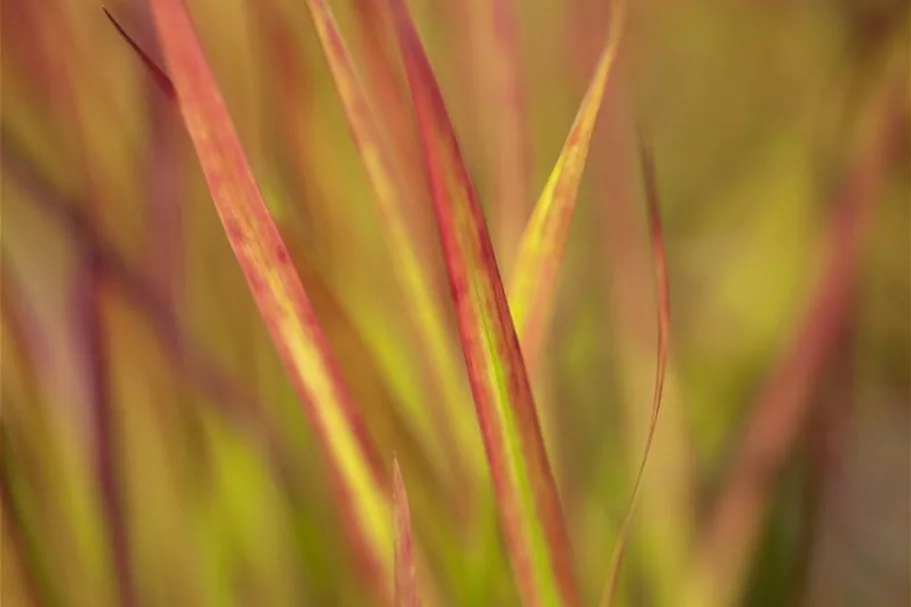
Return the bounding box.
[134,0,393,598]
[303,0,483,488]
[77,243,136,607]
[487,0,531,273]
[460,0,531,272]
[385,1,580,604]
[508,1,624,371]
[349,0,424,189]
[103,8,175,101]
[683,74,907,607]
[393,458,422,607]
[599,140,670,607]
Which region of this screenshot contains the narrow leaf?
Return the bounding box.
[685,76,906,607]
[508,0,625,371]
[103,8,175,101]
[599,140,670,607]
[303,0,484,487]
[348,0,424,190]
[385,1,580,605]
[132,0,393,598]
[393,459,422,607]
[460,0,531,272]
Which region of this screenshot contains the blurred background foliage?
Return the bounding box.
[1,0,908,605]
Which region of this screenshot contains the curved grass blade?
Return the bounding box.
[393,458,422,607]
[128,0,393,599]
[508,0,625,371]
[599,139,670,607]
[303,0,483,489]
[384,1,580,604]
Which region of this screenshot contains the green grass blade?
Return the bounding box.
[384,1,580,604]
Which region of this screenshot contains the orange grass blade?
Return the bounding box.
[385,1,580,604]
[393,459,422,607]
[599,140,670,607]
[303,0,483,486]
[138,0,393,598]
[508,1,625,370]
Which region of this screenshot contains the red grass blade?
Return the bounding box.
[599,140,670,607]
[684,74,907,607]
[127,0,394,599]
[102,8,175,101]
[393,459,422,607]
[384,1,580,604]
[301,0,484,489]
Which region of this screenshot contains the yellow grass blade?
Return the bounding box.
[138,0,393,599]
[393,458,422,607]
[508,0,625,370]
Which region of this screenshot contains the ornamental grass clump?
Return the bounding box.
[107,0,664,604]
[3,0,906,606]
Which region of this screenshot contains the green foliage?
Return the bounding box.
[1,0,907,605]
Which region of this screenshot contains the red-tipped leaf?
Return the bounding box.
[130,0,394,599]
[599,140,670,607]
[384,1,580,605]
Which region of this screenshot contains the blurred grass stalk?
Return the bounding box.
[590,58,695,607]
[682,48,909,607]
[2,0,908,605]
